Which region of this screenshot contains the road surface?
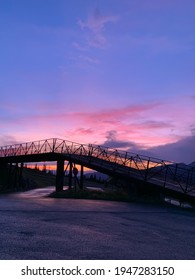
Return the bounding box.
[0,187,194,259]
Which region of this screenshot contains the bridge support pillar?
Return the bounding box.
[80,165,84,190]
[56,158,64,192]
[68,161,73,189]
[14,163,19,189]
[8,163,12,189]
[19,163,24,189]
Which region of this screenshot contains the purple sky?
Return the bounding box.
[1,0,195,163]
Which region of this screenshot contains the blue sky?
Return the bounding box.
[1,0,195,163]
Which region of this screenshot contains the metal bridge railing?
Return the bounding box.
[0,138,195,194]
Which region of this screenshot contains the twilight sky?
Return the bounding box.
[0,0,195,163]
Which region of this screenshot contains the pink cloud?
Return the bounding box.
[3,101,161,146]
[71,102,161,123]
[1,97,195,152]
[70,128,94,136]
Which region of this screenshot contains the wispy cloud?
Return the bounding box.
[72,42,88,51]
[71,102,161,123]
[69,128,94,136]
[0,135,18,146]
[79,54,100,65]
[78,7,118,48]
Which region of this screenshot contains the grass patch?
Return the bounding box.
[49,187,132,202]
[49,187,167,206]
[22,168,56,188]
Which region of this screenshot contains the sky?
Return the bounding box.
[0,0,195,164]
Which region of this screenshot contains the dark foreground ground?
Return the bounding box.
[0,187,194,260]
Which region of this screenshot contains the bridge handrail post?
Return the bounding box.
[52,138,57,153]
[144,158,150,181]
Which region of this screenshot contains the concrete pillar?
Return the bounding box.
[80,165,84,189]
[19,163,24,189]
[56,158,64,192]
[13,163,19,189]
[7,163,12,189]
[68,161,72,189]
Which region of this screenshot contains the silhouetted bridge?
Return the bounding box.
[0,138,195,202]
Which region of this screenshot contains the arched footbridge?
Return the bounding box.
[0,138,195,202]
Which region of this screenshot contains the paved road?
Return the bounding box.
[0,187,194,260]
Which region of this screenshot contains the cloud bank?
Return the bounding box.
[145,135,195,164]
